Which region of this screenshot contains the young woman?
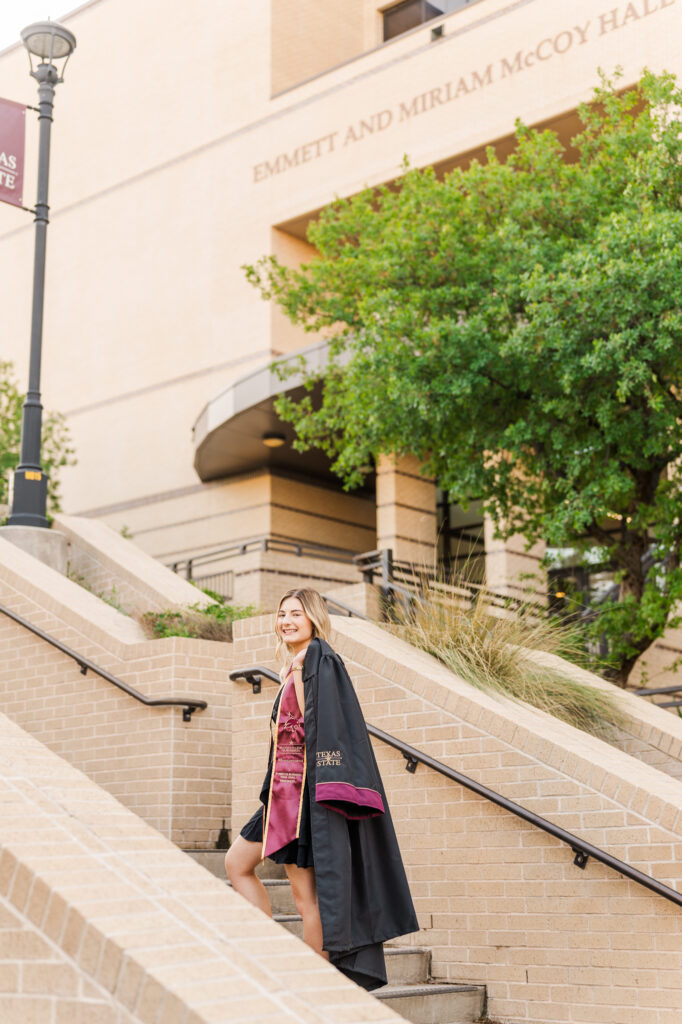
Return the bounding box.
[225,587,418,991]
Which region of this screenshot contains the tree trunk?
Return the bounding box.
[611,527,651,687]
[611,652,643,689]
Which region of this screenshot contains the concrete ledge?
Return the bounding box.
[54,514,213,615]
[0,524,69,574]
[0,712,402,1024]
[0,534,143,646]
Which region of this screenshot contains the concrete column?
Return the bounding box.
[0,525,68,575]
[375,454,437,566]
[483,515,546,600]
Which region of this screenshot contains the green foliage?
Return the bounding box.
[245,71,682,685]
[66,565,131,616]
[0,360,76,515]
[141,599,257,642]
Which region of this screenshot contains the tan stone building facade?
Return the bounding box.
[1,0,680,606]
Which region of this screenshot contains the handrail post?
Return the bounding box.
[380,547,394,619]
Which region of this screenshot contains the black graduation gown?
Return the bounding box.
[258,637,418,990]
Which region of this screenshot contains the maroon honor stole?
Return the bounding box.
[262,673,306,858]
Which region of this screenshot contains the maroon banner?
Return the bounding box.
[0,97,26,208]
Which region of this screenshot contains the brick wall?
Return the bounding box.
[375,454,437,565]
[232,614,682,1024]
[232,548,363,610]
[0,712,403,1024]
[0,536,232,849]
[270,474,375,554]
[270,0,374,94]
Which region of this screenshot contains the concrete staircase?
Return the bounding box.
[185,850,486,1024]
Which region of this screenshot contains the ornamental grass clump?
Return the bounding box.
[391,586,624,739]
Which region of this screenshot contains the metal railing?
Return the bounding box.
[169,536,358,582]
[322,594,372,621]
[354,548,545,617]
[230,664,682,909]
[190,571,235,601]
[633,681,682,710]
[0,602,208,722]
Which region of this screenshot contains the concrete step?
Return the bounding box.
[226,878,296,915]
[183,849,227,879]
[262,879,297,914]
[182,849,286,881]
[275,920,434,987]
[274,913,304,940]
[385,946,431,985]
[376,983,486,1024]
[187,852,485,1022]
[256,859,287,881]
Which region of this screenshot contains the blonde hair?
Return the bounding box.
[274,587,332,669]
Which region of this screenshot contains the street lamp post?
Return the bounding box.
[7,21,76,528]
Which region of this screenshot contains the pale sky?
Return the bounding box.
[0,0,75,55]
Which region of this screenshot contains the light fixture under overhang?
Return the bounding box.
[262,432,286,448]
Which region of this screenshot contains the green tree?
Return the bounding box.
[0,360,76,516]
[245,71,682,686]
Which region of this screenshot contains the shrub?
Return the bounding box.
[389,584,624,739]
[141,599,256,642]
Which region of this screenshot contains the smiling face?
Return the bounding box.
[277,596,314,655]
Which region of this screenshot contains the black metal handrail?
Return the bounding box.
[230,664,682,909]
[322,594,372,621]
[634,681,682,708]
[354,547,545,617]
[169,535,358,580]
[635,682,682,695]
[0,602,207,721]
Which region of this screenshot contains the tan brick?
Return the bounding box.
[0,962,20,992]
[22,962,78,997]
[0,996,55,1024]
[0,928,51,960]
[97,939,123,994]
[114,957,145,1011]
[61,907,86,958]
[157,990,191,1024]
[0,850,18,898]
[55,1001,118,1024]
[7,864,33,914]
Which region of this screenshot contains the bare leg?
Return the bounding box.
[225,836,272,917]
[285,863,329,960]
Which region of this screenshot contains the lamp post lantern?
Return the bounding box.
[7,21,76,528]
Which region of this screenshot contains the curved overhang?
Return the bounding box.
[193,341,342,484]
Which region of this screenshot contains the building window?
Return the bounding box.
[382,0,477,42]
